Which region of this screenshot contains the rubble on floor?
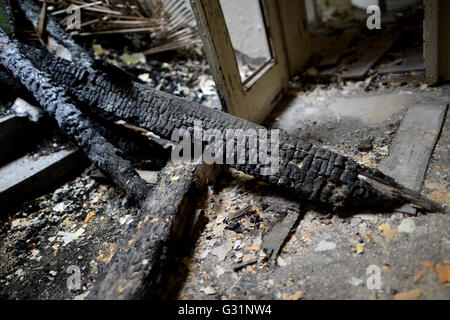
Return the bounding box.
[0,167,139,299]
[0,1,448,301]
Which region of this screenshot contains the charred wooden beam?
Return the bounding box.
[88,162,219,299]
[0,60,168,168]
[0,66,22,91]
[19,46,444,213]
[91,118,169,166]
[0,30,151,204]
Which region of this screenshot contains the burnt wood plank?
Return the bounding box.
[377,60,424,74]
[0,148,88,214]
[19,45,409,211]
[377,47,424,75]
[0,30,152,204]
[261,208,301,260]
[341,33,400,80]
[378,103,448,192]
[88,163,219,299]
[318,28,358,70]
[0,30,443,212]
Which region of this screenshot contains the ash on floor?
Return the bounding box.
[91,42,222,111]
[0,167,140,300]
[176,79,449,300]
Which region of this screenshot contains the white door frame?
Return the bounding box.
[190,0,291,123]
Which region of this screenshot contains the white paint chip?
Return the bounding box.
[58,228,85,246]
[348,277,364,286]
[314,240,337,252]
[200,250,210,259]
[53,202,67,213]
[212,241,232,261]
[277,256,288,267]
[398,218,416,233]
[201,286,216,295]
[215,266,225,276]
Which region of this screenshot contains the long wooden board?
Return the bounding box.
[341,33,400,80]
[0,148,87,214]
[318,28,358,70]
[378,103,448,192]
[377,48,424,75]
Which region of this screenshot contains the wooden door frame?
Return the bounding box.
[190,0,291,123]
[424,0,450,84]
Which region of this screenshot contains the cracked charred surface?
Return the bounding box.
[88,163,217,299]
[0,64,169,166]
[19,45,443,212]
[0,31,151,204]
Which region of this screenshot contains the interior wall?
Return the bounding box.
[424,0,450,83]
[438,0,450,80]
[277,0,311,77]
[351,0,378,9]
[219,0,271,60]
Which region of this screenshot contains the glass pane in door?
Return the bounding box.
[219,0,273,83]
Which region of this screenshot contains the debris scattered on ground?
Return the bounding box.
[314,240,337,252]
[397,218,416,233]
[1,1,448,301]
[0,167,140,299]
[393,288,422,300]
[435,263,450,283]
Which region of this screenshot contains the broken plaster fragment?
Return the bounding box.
[215,266,225,277]
[277,256,288,267]
[212,241,232,261]
[348,277,364,286]
[314,240,337,252]
[398,218,416,233]
[199,249,210,259]
[201,286,216,295]
[57,227,85,246]
[212,224,225,237]
[53,201,67,213]
[356,243,364,254]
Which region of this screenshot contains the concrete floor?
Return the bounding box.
[1,6,448,299]
[176,80,449,300]
[1,74,448,301]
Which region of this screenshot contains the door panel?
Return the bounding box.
[190,0,290,123]
[219,0,273,83]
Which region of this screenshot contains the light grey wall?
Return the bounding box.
[218,0,271,60]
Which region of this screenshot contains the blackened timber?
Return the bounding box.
[0,30,151,203]
[0,64,168,166]
[0,148,87,214]
[90,118,169,167]
[88,163,214,299]
[20,46,444,212]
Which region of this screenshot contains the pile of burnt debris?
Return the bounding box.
[0,0,446,300]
